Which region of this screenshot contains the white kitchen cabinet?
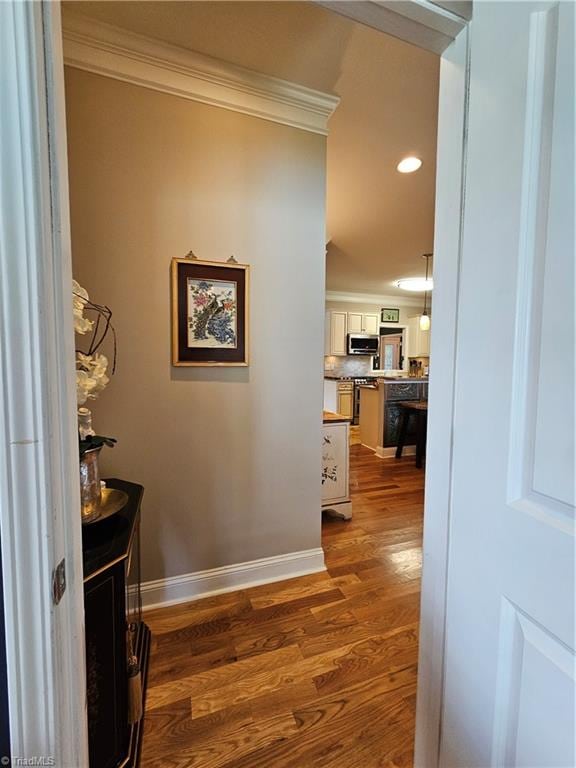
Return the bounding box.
[323,378,338,412]
[348,312,379,335]
[408,315,431,357]
[337,389,354,420]
[322,418,352,519]
[325,311,348,356]
[347,312,363,333]
[324,378,353,419]
[363,313,379,334]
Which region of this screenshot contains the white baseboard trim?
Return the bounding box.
[140,548,326,611]
[375,445,417,458]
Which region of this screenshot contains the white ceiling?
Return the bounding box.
[63,1,439,297]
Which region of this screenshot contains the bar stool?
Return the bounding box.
[395,401,428,469]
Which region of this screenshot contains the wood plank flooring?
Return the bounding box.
[140,446,424,767]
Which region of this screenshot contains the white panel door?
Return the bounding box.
[440,3,574,767]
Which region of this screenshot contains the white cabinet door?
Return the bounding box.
[329,311,347,355]
[408,316,418,356]
[324,311,331,356]
[408,315,430,356]
[322,422,349,503]
[363,313,379,334]
[337,390,353,420]
[323,379,338,412]
[347,312,363,333]
[431,4,575,766]
[419,324,430,356]
[347,312,379,334]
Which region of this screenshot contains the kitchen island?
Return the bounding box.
[359,379,428,457]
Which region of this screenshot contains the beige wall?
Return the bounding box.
[66,68,327,582]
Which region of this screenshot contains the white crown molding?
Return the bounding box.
[140,548,326,611]
[62,13,340,135]
[325,290,425,308]
[316,0,468,56]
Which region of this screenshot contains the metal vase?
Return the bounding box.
[80,446,102,522]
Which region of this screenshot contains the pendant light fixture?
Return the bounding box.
[420,253,432,331]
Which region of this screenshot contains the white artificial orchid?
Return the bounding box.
[72,279,94,335]
[73,279,115,436]
[76,353,109,406]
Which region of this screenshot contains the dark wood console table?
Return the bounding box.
[82,479,150,768]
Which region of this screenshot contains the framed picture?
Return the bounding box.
[171,258,249,366]
[381,307,400,323]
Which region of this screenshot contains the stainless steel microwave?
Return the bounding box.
[347,334,379,356]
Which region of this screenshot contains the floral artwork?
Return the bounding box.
[187,278,237,349]
[322,435,338,485]
[172,258,248,366]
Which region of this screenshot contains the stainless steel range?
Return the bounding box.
[352,377,377,425]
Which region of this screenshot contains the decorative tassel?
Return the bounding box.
[127,654,142,724]
[127,625,142,724]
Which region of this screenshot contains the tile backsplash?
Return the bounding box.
[324,356,374,377]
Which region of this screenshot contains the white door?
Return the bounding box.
[439,2,574,766]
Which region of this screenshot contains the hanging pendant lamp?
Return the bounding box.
[420,253,432,331]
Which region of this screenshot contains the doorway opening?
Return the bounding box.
[60,3,439,768]
[0,4,468,760]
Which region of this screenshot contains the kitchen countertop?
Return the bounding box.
[323,410,349,423]
[378,377,429,383]
[325,374,428,383]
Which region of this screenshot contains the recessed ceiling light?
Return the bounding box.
[397,156,422,173]
[396,277,433,292]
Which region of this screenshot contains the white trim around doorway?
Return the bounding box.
[414,26,469,768]
[0,2,88,764]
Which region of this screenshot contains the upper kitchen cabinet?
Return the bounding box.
[408,315,431,357]
[325,311,348,356]
[347,312,379,335]
[325,310,381,356]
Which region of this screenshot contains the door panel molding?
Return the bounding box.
[492,598,576,767]
[507,4,574,529]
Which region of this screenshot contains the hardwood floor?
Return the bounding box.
[349,424,361,445]
[140,446,424,767]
